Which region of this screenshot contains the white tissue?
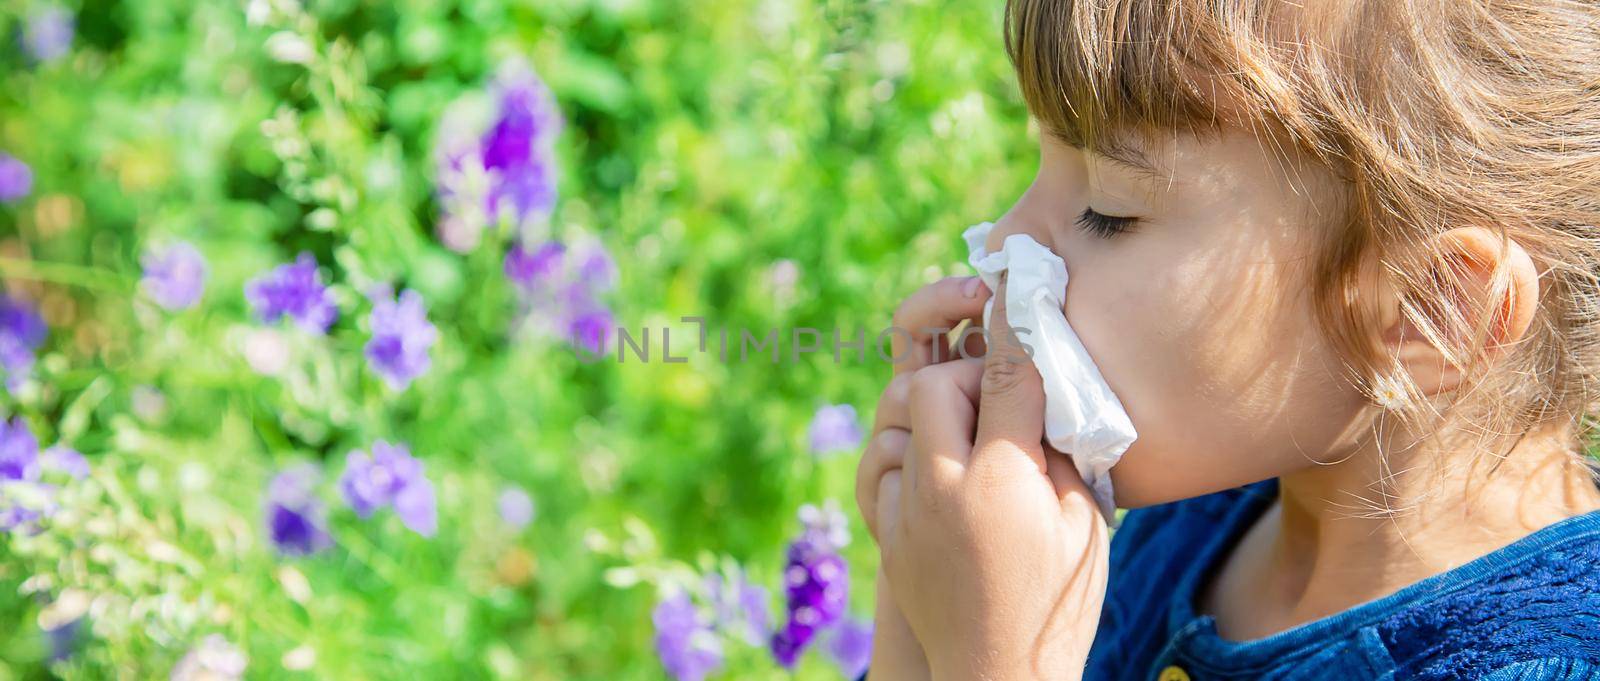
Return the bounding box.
[962,221,1138,522]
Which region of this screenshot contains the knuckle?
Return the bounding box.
[864,429,909,474]
[891,277,965,329]
[964,459,1012,495]
[981,354,1031,394]
[907,365,944,405]
[937,275,971,299]
[965,452,1031,496]
[913,472,949,516]
[872,428,909,459]
[912,462,963,517]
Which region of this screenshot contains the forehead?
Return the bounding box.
[1076,124,1342,210]
[1079,120,1298,176]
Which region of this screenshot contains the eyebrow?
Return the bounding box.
[1096,141,1167,181]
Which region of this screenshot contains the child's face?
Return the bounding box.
[986,128,1376,507]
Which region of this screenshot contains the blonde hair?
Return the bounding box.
[1003,0,1600,478]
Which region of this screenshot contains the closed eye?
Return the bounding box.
[1075,207,1137,238]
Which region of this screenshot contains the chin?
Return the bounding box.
[1106,453,1266,510]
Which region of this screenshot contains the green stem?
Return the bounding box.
[0,257,127,292]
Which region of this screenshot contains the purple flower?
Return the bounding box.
[363,288,438,390]
[0,417,38,483]
[39,446,87,479]
[264,463,332,556]
[653,591,724,681]
[501,235,619,355]
[141,242,208,311]
[0,487,51,533]
[704,570,772,646]
[0,418,44,533]
[497,486,535,529]
[338,441,435,537]
[392,475,437,537]
[566,305,614,357]
[808,404,862,456]
[0,425,85,535]
[571,239,617,293]
[338,441,421,517]
[432,128,492,245]
[480,64,563,224]
[22,6,73,63]
[770,500,852,667]
[503,241,565,291]
[44,616,81,663]
[0,294,46,390]
[245,252,338,334]
[433,61,562,249]
[0,153,31,203]
[825,617,874,679]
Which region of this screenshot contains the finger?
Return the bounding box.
[971,273,1050,477]
[867,559,929,679]
[876,319,985,434]
[855,427,910,544]
[871,374,912,433]
[891,276,992,375]
[906,359,985,494]
[877,467,902,558]
[1043,443,1098,516]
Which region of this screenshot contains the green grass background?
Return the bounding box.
[0,0,1039,677]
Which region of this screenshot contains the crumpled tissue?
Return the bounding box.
[963,221,1138,523]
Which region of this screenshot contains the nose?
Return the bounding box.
[985,139,1089,268]
[984,209,1056,256]
[984,178,1076,274]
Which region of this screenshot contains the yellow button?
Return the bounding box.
[1158,665,1191,681]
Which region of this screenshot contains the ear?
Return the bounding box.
[1376,226,1540,396]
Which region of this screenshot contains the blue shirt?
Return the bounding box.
[1086,478,1600,679]
[857,478,1600,680]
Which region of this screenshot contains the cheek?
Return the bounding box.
[1063,236,1371,505]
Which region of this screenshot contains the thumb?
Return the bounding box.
[972,272,1049,477]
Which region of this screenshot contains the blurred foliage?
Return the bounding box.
[0,0,1037,677]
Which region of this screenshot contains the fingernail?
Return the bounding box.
[962,276,982,298]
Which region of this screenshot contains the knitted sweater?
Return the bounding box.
[857,478,1600,680]
[1084,478,1600,679]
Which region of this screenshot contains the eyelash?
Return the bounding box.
[1075,208,1137,238]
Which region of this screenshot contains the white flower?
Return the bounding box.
[798,498,851,550]
[244,0,272,26]
[1371,373,1409,410]
[281,645,315,671]
[264,32,313,65]
[171,634,247,681]
[242,328,290,376]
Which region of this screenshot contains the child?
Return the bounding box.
[854,0,1600,678]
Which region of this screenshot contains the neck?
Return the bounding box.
[1235,422,1600,635]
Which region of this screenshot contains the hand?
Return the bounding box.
[881,273,1111,681]
[857,275,991,680]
